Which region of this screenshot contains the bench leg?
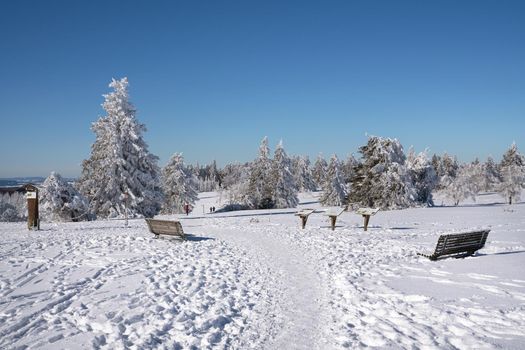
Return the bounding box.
[330,216,336,231]
[363,215,370,231]
[154,234,160,239]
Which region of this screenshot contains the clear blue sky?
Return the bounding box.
[1,0,524,178]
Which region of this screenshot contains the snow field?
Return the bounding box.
[1,190,524,349]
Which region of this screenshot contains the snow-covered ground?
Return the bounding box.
[1,191,524,349]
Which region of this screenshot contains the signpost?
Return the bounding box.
[355,208,380,231]
[25,186,39,230]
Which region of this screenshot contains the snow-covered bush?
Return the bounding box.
[78,77,163,219]
[443,164,479,206]
[162,153,198,214]
[481,156,501,192]
[0,203,22,222]
[40,172,89,222]
[349,136,415,209]
[319,154,347,206]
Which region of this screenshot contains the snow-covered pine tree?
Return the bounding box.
[498,143,525,204]
[312,154,327,190]
[41,172,89,222]
[349,136,416,209]
[245,137,274,209]
[341,154,358,184]
[161,153,198,214]
[500,142,525,168]
[292,155,317,192]
[438,152,459,188]
[271,141,299,208]
[481,156,501,192]
[443,164,479,206]
[319,154,347,206]
[78,78,163,219]
[406,148,438,206]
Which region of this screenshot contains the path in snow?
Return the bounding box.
[202,219,333,350]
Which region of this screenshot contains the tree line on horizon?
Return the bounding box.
[1,78,524,222]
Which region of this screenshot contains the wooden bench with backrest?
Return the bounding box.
[145,218,185,240]
[418,229,490,261]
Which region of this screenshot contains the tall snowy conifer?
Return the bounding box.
[41,172,89,222]
[78,78,163,218]
[481,157,501,192]
[498,143,525,204]
[162,153,198,213]
[319,154,347,206]
[246,137,274,209]
[292,155,317,192]
[271,141,299,208]
[349,136,415,209]
[406,148,438,206]
[312,154,328,190]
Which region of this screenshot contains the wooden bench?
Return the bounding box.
[145,218,185,240]
[324,208,345,230]
[295,209,315,229]
[418,230,490,261]
[355,208,380,231]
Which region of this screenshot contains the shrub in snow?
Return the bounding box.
[162,153,198,214]
[341,154,358,184]
[78,78,163,219]
[271,141,299,208]
[349,136,415,209]
[436,152,459,189]
[319,154,347,206]
[444,164,479,206]
[406,148,438,206]
[0,203,22,222]
[40,172,89,222]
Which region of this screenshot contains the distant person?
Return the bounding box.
[184,204,190,215]
[212,206,216,212]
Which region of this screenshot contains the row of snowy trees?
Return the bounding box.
[3,77,523,222]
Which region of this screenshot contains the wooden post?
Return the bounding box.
[301,215,308,229]
[330,216,336,230]
[363,215,370,231]
[25,185,39,230]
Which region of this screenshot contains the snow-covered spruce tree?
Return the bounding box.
[499,165,524,204]
[437,152,459,188]
[292,155,317,192]
[444,164,479,206]
[245,137,274,209]
[349,136,416,209]
[78,78,163,219]
[481,156,501,192]
[341,154,358,184]
[406,148,438,206]
[161,153,198,213]
[271,141,299,208]
[498,143,525,204]
[319,154,347,206]
[41,172,89,222]
[312,154,327,190]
